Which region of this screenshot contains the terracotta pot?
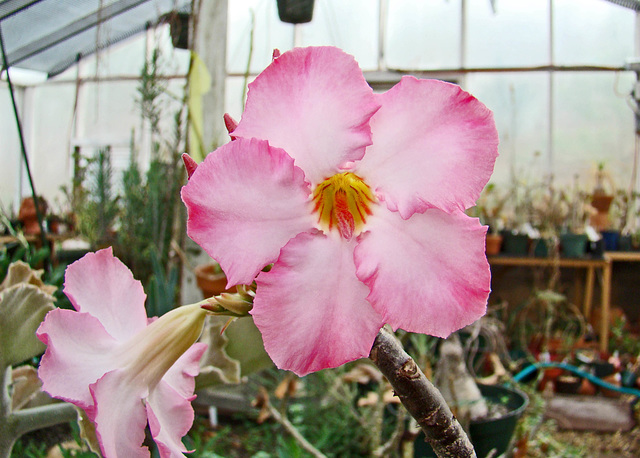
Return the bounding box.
[485,233,503,256]
[18,197,47,235]
[591,194,613,213]
[194,263,236,298]
[601,373,622,398]
[578,378,597,396]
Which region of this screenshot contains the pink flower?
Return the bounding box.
[37,248,208,458]
[182,46,498,376]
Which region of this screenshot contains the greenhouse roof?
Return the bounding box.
[606,0,640,10]
[0,0,190,77]
[0,0,639,79]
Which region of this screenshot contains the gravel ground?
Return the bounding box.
[515,392,640,458]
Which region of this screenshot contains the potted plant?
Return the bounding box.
[500,179,535,256]
[17,196,48,235]
[530,178,568,258]
[590,162,615,231]
[472,184,508,256]
[608,189,640,251]
[560,176,593,258]
[194,262,236,297]
[417,335,529,458]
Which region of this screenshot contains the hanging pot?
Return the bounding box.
[167,11,190,49]
[276,0,316,24]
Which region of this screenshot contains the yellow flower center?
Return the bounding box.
[312,172,376,240]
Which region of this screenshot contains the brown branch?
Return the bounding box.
[369,327,476,458]
[266,402,327,458]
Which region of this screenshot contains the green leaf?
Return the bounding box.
[196,316,274,389]
[0,284,54,366]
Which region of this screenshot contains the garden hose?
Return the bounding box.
[513,361,640,399]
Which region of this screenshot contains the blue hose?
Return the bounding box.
[513,361,640,398]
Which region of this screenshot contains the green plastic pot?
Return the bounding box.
[560,232,588,258]
[414,384,529,458]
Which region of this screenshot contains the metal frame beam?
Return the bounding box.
[3,0,150,68]
[0,0,45,21]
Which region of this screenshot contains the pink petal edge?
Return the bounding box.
[37,308,119,413]
[147,380,196,458]
[182,137,315,287]
[90,369,150,458]
[163,342,207,398]
[355,208,490,338]
[232,46,380,184]
[252,231,384,376]
[357,76,499,218]
[63,247,148,341]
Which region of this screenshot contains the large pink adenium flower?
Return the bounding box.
[37,248,208,458]
[182,46,498,376]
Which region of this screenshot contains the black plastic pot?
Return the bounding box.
[501,231,529,256]
[277,0,315,24]
[414,384,528,458]
[168,12,190,49]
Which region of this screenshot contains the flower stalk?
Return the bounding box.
[0,366,77,458]
[369,327,476,458]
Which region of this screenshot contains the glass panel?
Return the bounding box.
[466,72,550,185]
[553,0,635,67]
[299,0,379,70]
[225,75,254,121]
[227,0,293,74]
[552,71,636,189]
[385,0,461,70]
[465,0,549,68]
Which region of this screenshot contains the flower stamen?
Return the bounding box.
[312,172,376,240]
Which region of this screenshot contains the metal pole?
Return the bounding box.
[0,22,50,269]
[548,0,555,175]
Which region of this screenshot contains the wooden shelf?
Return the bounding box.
[488,255,612,352]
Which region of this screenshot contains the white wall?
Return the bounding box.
[0,83,21,214]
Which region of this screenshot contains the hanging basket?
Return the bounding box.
[276,0,316,24]
[167,12,191,50]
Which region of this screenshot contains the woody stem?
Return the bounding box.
[369,327,476,458]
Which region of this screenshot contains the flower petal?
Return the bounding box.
[90,369,149,458]
[355,209,490,338]
[252,231,384,376]
[232,46,380,184]
[147,380,195,458]
[63,248,148,341]
[162,342,207,398]
[182,137,315,286]
[37,308,119,413]
[357,77,498,218]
